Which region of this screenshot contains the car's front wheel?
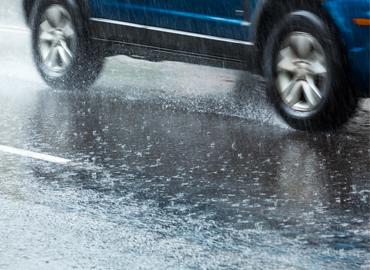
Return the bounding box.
[263,10,358,131]
[30,0,103,89]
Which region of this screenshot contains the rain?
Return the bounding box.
[0,1,369,269]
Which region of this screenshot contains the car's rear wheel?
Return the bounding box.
[263,10,358,131]
[30,0,103,89]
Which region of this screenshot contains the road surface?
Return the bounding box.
[0,2,369,269]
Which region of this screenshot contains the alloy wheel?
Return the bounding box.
[38,5,76,74]
[276,31,328,112]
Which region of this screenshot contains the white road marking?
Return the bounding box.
[0,145,71,164]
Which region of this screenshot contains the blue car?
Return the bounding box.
[23,0,370,130]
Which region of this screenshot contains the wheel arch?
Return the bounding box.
[24,0,91,26]
[250,0,329,50]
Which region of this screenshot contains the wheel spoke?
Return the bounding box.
[278,47,297,73]
[306,76,322,97]
[309,60,327,76]
[57,45,72,67]
[281,80,302,106]
[277,72,292,91]
[45,46,59,67]
[40,20,54,32]
[39,30,55,42]
[59,40,73,59]
[45,6,63,27]
[61,21,74,38]
[302,78,322,107]
[289,34,313,59]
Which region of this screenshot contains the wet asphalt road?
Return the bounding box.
[0,4,369,270]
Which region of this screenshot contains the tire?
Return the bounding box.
[263,10,358,131]
[30,0,104,89]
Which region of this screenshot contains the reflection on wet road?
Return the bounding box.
[0,17,369,270]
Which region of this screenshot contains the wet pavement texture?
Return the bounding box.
[0,4,369,270]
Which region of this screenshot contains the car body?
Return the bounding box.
[23,0,370,130]
[322,0,369,97]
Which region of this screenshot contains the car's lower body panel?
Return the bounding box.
[89,18,261,73]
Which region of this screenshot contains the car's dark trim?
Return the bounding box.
[89,18,261,73]
[91,18,253,46]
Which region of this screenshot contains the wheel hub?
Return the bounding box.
[275,32,328,112]
[38,5,76,74]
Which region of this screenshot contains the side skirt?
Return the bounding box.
[89,18,261,73]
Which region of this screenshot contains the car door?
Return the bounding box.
[89,0,250,41]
